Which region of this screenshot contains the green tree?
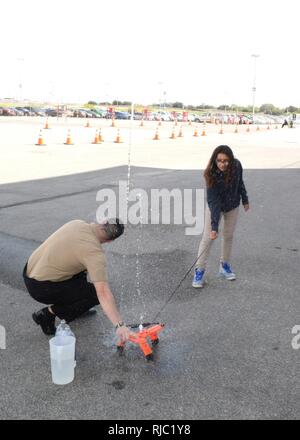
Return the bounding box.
[287,106,298,113]
[172,102,183,109]
[259,103,280,114]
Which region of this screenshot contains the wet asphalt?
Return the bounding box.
[0,166,299,419]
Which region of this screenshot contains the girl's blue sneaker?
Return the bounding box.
[219,262,236,280]
[192,268,205,288]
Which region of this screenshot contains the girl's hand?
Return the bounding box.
[210,231,218,240]
[244,203,250,212]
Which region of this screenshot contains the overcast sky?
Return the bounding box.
[1,0,299,107]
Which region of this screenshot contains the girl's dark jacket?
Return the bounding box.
[207,158,249,232]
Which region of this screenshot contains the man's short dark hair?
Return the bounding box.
[102,218,124,240]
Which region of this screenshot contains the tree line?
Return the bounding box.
[88,101,299,114]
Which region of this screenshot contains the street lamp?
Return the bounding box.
[17,58,25,102]
[251,54,259,121]
[163,90,167,112]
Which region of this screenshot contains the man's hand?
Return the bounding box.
[244,203,250,212]
[210,230,218,240]
[116,325,133,343]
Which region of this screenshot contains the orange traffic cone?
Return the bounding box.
[64,129,74,145]
[201,125,207,136]
[193,127,198,137]
[85,119,90,128]
[246,126,250,132]
[44,118,50,129]
[111,118,115,127]
[98,128,103,142]
[219,126,224,134]
[178,127,183,137]
[92,129,101,144]
[153,128,160,140]
[36,129,46,146]
[256,125,260,131]
[114,129,122,143]
[170,127,176,139]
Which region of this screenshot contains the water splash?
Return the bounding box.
[135,192,147,327]
[120,108,133,314]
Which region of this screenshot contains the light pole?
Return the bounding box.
[158,81,164,115]
[17,58,25,102]
[251,54,259,121]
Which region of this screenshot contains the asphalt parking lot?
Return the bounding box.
[0,118,299,420]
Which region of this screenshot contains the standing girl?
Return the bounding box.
[193,145,249,288]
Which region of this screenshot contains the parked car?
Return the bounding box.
[88,110,101,118]
[96,109,108,118]
[73,109,88,117]
[19,107,36,116]
[90,108,105,118]
[2,107,16,116]
[12,108,24,116]
[45,108,63,117]
[188,114,196,122]
[15,107,30,116]
[31,108,46,117]
[80,109,93,118]
[114,111,131,120]
[45,108,57,117]
[64,109,75,117]
[194,114,211,123]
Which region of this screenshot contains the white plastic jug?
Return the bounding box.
[49,335,76,385]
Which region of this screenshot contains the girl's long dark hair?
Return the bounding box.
[204,145,235,188]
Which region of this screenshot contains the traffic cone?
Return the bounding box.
[256,125,260,131]
[246,126,250,132]
[140,119,144,127]
[153,128,160,140]
[111,118,115,127]
[178,127,183,137]
[44,118,50,129]
[98,128,103,142]
[219,126,224,134]
[193,127,198,137]
[188,120,192,126]
[170,127,176,139]
[64,129,74,145]
[85,119,90,128]
[114,129,122,143]
[92,129,100,144]
[35,129,46,146]
[201,125,207,136]
[234,125,238,133]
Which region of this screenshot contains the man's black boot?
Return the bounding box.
[32,307,56,335]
